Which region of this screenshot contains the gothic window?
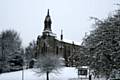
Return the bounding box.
[56,46,59,55]
[34,52,37,58]
[41,43,47,54]
[68,48,70,56]
[41,47,44,54]
[64,46,67,59]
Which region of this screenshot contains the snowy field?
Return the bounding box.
[0,67,105,80]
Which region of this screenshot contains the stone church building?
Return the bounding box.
[35,10,82,66]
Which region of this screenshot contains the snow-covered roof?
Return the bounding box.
[63,39,81,45]
[56,37,81,46]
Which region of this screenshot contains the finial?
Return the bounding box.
[47,9,49,16]
[61,29,63,41]
[61,29,63,35]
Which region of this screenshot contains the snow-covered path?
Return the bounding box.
[0,67,105,80]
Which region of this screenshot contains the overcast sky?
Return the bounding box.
[0,0,119,46]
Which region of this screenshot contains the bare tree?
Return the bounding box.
[34,54,64,80]
[25,40,37,68]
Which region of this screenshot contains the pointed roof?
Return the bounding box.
[43,9,52,35]
[47,9,50,16]
[44,9,51,23]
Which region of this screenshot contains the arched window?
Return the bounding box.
[56,46,59,55]
[63,46,67,59]
[41,43,47,54]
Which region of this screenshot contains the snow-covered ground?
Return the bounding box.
[0,67,105,80]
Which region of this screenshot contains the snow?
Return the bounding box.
[0,67,105,80]
[57,38,81,45]
[63,39,81,45]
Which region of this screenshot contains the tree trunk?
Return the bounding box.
[46,71,49,80]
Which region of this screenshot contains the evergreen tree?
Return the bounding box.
[0,30,23,73]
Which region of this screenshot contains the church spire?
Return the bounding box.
[44,9,52,32]
[47,9,49,16]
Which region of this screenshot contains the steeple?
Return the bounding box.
[44,9,52,32]
[47,9,50,16]
[42,9,56,37]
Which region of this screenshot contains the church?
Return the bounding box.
[35,10,82,66]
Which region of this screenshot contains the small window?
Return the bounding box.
[56,46,58,55]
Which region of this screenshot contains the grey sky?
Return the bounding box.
[0,0,119,46]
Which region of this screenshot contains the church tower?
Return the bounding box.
[35,9,81,67]
[42,9,53,36]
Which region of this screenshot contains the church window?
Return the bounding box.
[56,46,59,55]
